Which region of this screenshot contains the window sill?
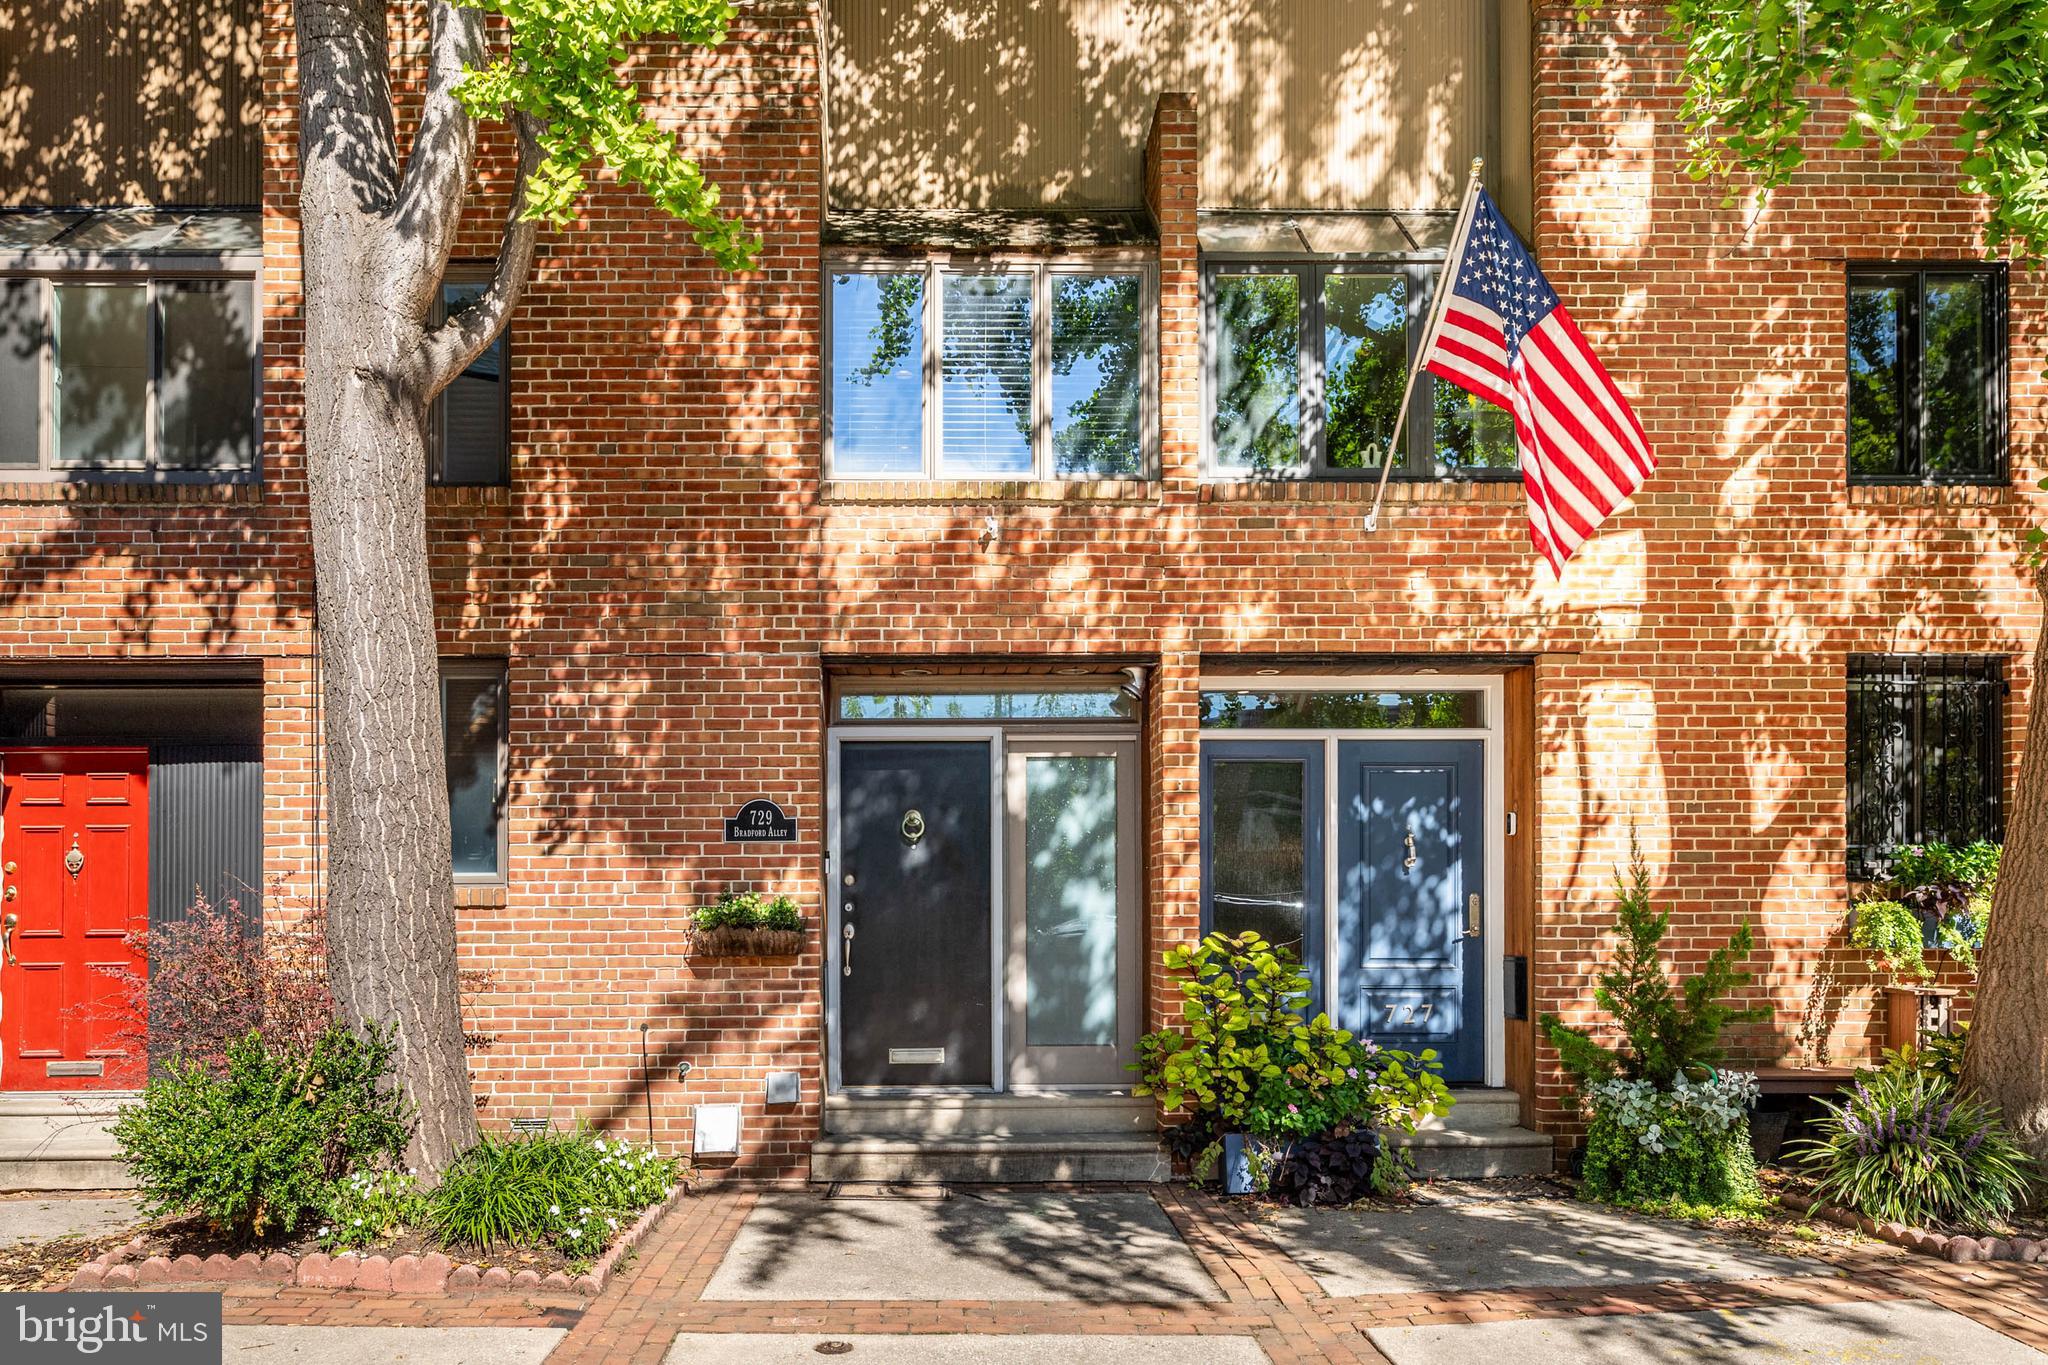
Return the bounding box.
[824,478,1161,505]
[0,479,262,505]
[454,882,508,908]
[1197,478,1524,504]
[1847,481,2014,508]
[427,484,511,508]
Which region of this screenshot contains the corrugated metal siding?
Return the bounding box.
[148,744,263,934]
[826,0,1528,214]
[1,0,262,207]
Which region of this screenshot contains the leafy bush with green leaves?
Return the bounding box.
[113,1025,411,1240]
[692,891,802,933]
[1794,1052,2035,1230]
[1541,846,1767,1090]
[1581,1071,1763,1213]
[1850,898,1930,984]
[427,1128,676,1264]
[1134,931,1450,1193]
[1914,1028,1969,1085]
[318,1168,428,1252]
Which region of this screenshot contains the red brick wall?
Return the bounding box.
[1,1,2035,1178]
[1526,3,2040,1136]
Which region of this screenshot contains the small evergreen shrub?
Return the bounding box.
[1794,1054,2035,1230]
[427,1128,677,1263]
[1541,843,1767,1212]
[1581,1072,1763,1211]
[112,1025,410,1240]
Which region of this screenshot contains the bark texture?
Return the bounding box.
[1961,571,2048,1167]
[295,0,537,1171]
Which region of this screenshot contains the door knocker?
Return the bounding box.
[901,809,926,845]
[64,835,83,877]
[1402,825,1418,871]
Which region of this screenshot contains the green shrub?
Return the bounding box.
[1541,843,1767,1215]
[427,1128,677,1263]
[693,891,802,933]
[1541,844,1767,1089]
[112,1025,410,1240]
[1849,898,1929,983]
[1580,1072,1763,1212]
[318,1168,427,1251]
[1914,1028,1968,1084]
[1794,1053,2034,1230]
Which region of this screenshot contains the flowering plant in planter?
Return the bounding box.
[1133,930,1451,1202]
[690,891,805,956]
[1541,842,1769,1214]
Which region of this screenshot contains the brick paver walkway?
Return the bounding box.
[210,1187,2048,1363]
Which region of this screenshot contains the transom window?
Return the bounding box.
[1847,655,2004,876]
[1847,264,2006,485]
[1199,689,1484,730]
[0,210,260,481]
[1204,260,1515,480]
[826,259,1154,480]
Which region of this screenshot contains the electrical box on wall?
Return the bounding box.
[693,1103,742,1156]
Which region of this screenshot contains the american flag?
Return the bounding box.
[1420,188,1654,573]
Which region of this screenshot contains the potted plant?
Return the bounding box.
[690,891,806,957]
[1849,895,1951,1055]
[1858,842,1996,1054]
[1131,930,1451,1199]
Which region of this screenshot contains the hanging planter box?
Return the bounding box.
[691,923,806,958]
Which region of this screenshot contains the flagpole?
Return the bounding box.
[1363,156,1486,534]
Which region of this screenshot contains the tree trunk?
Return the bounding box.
[296,0,480,1171]
[1961,571,2048,1166]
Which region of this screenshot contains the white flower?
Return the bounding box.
[318,1226,330,1237]
[550,1204,561,1216]
[606,1216,618,1230]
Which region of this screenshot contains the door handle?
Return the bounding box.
[1,912,15,967]
[841,922,855,977]
[1464,894,1481,940]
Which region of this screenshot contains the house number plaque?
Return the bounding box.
[723,799,796,843]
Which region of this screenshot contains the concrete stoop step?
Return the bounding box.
[1397,1088,1555,1180]
[813,1088,1553,1185]
[816,1093,1167,1184]
[0,1093,135,1191]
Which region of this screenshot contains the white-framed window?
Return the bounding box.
[825,257,1156,480]
[0,210,261,482]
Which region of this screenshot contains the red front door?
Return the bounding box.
[0,749,148,1091]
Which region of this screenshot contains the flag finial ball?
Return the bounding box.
[1469,156,1485,178]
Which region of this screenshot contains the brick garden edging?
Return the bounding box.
[1777,1189,2047,1266]
[68,1185,687,1297]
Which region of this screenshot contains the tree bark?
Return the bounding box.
[1961,570,2048,1166]
[294,0,533,1171]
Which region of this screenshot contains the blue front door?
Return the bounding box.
[1336,741,1484,1083]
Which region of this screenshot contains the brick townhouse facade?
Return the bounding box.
[0,1,2033,1184]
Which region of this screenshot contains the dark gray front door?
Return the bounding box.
[838,741,993,1086]
[1336,741,1484,1083]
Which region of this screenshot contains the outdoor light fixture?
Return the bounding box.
[1054,665,1094,676]
[1255,667,1281,676]
[899,667,933,677]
